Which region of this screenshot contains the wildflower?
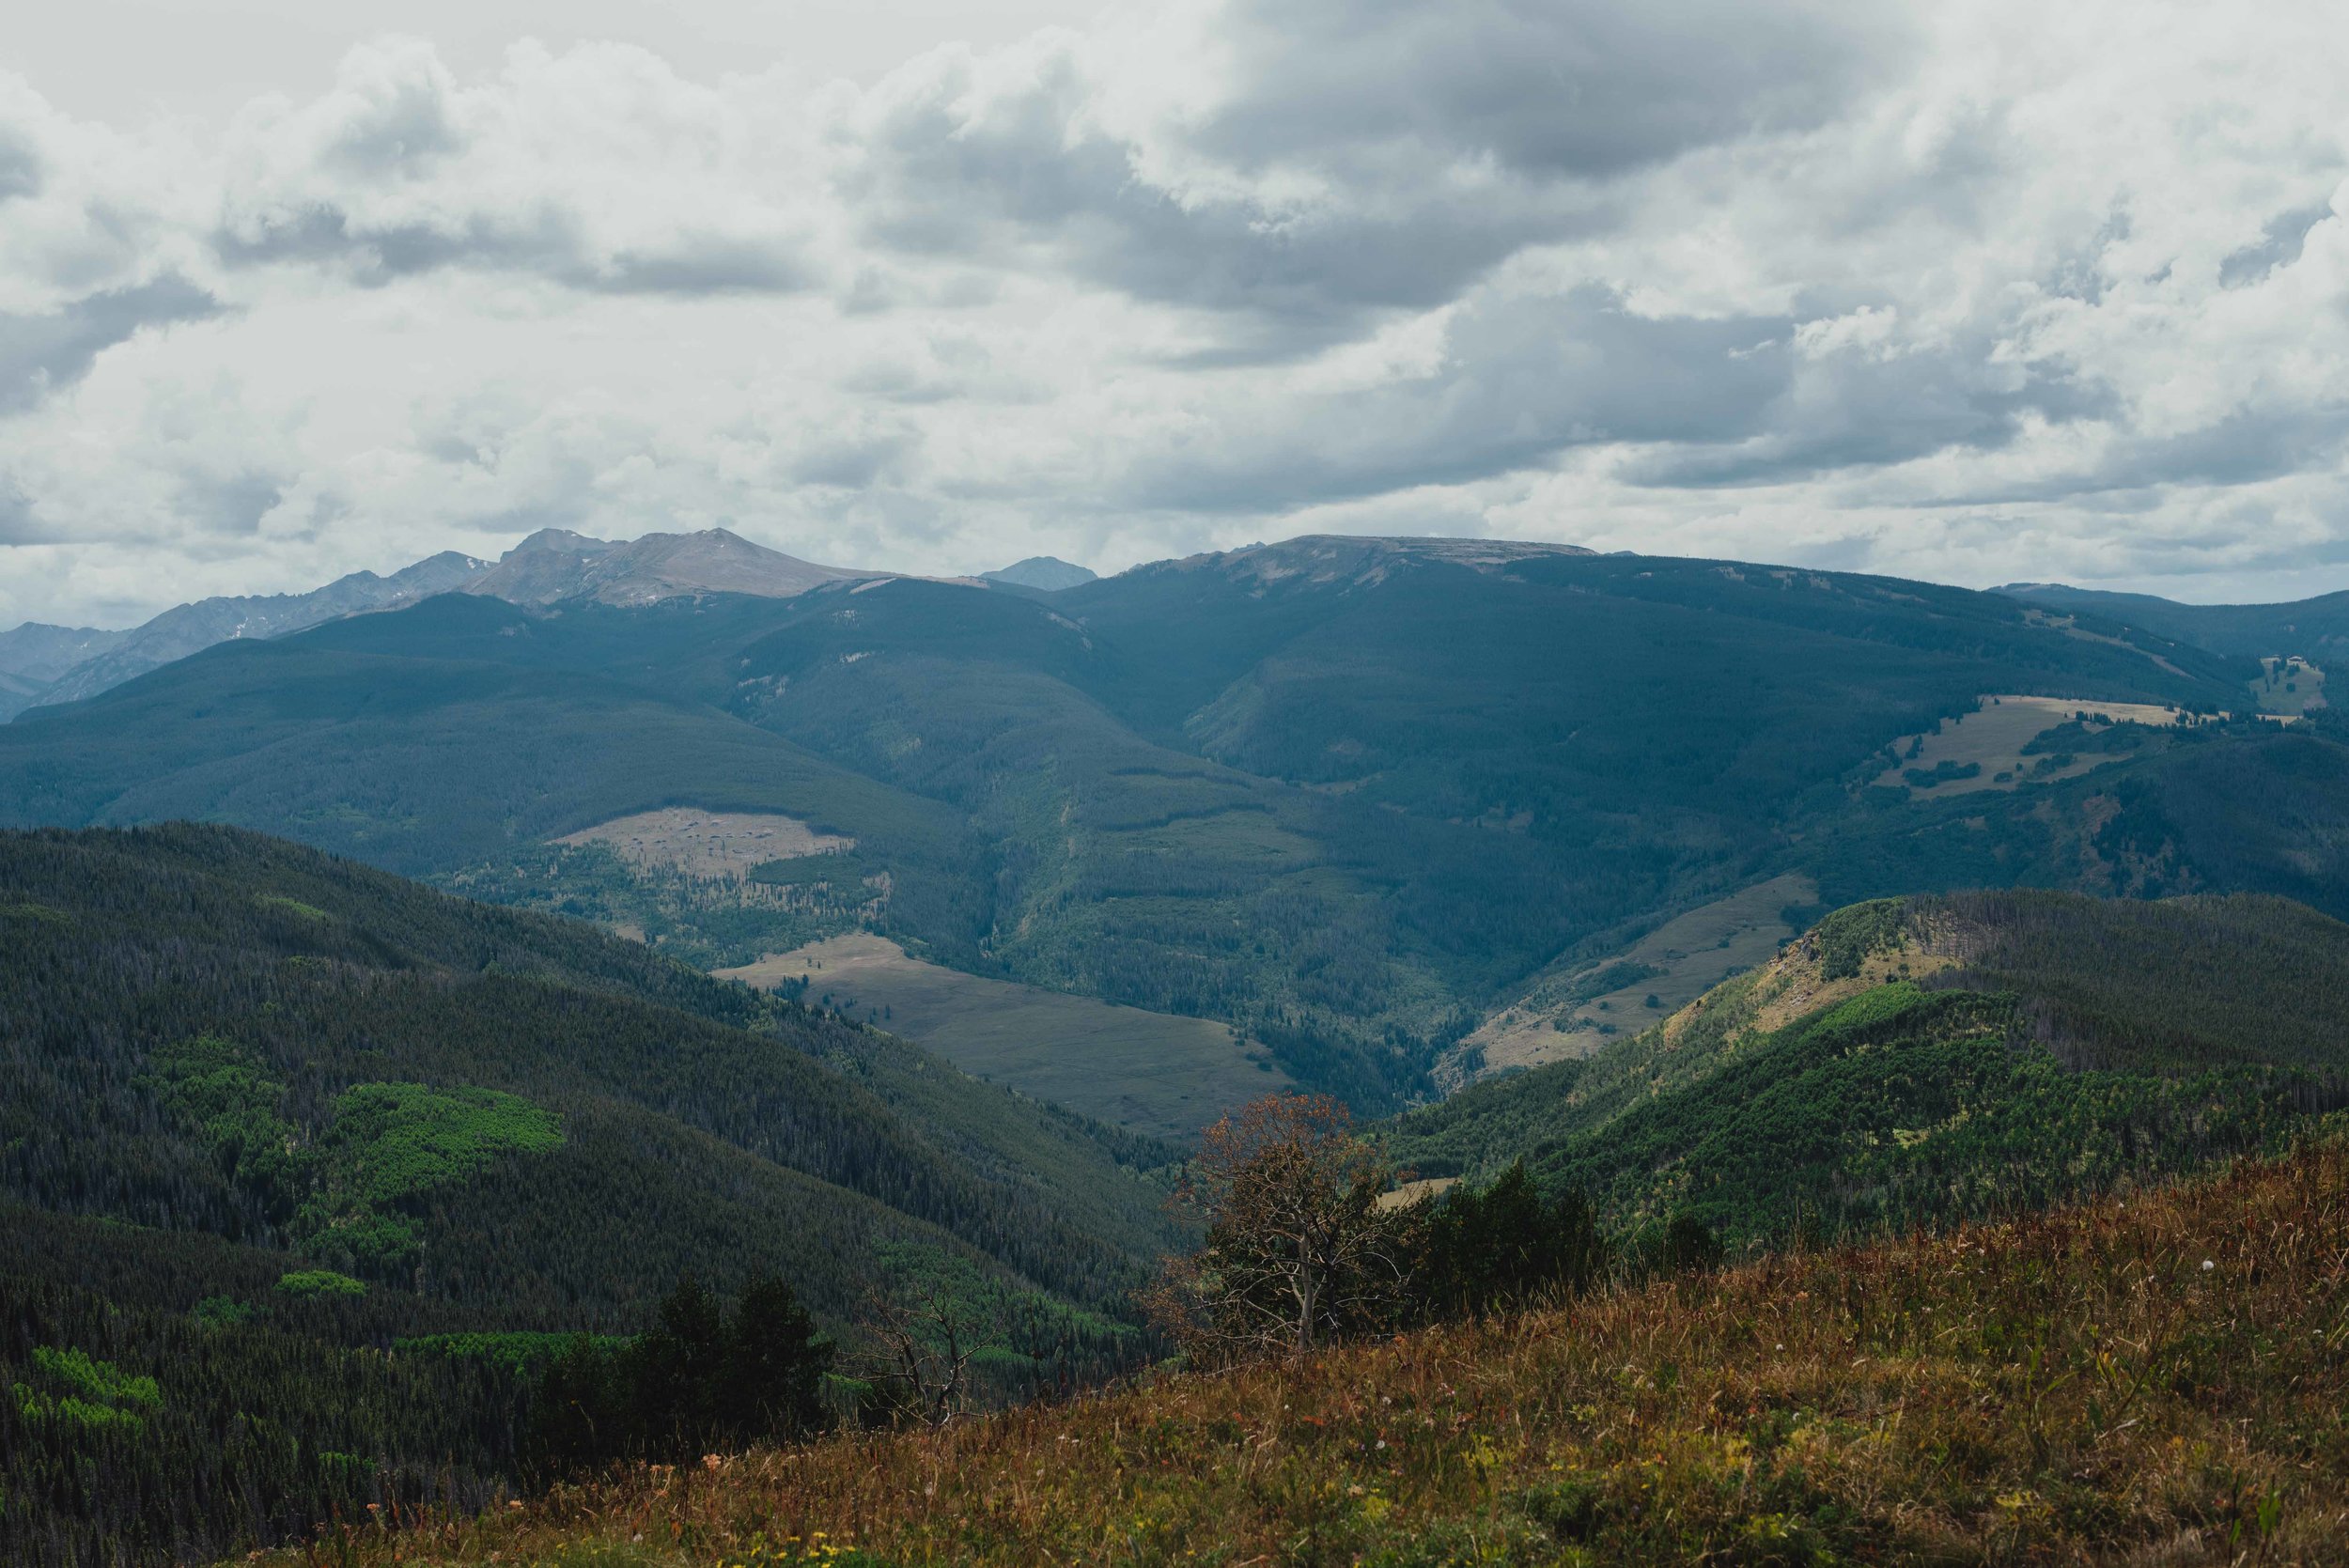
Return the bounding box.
[2201,1260,2216,1271]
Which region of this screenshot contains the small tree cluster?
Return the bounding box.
[531,1273,831,1472]
[1143,1095,1408,1365]
[1143,1096,1613,1367]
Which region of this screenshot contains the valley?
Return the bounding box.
[5,533,2349,1565]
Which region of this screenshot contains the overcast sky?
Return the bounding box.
[3,0,2345,629]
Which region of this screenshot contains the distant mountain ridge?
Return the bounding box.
[1999,581,2349,660]
[29,551,494,713]
[4,526,877,718]
[463,526,869,607]
[0,622,132,687]
[983,556,1097,592]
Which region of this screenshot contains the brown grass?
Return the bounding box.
[281,1138,2349,1566]
[719,934,1286,1140]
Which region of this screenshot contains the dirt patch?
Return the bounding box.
[553,809,853,879]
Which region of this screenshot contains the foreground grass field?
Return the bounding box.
[289,1134,2349,1566]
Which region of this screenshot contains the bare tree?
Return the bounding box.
[852,1283,982,1427]
[1143,1094,1411,1365]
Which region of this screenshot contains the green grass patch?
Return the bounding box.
[256,893,333,922]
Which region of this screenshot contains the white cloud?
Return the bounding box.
[3,0,2349,630]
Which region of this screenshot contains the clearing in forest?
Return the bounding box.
[2252,655,2326,716]
[1872,693,2212,799]
[553,809,853,879]
[719,934,1286,1141]
[1458,872,1818,1079]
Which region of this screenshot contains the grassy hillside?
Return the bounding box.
[266,1133,2349,1565]
[1384,890,2349,1243]
[720,933,1290,1141]
[0,537,2323,1113]
[0,825,1180,1564]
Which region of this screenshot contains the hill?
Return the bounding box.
[1383,890,2349,1243]
[0,824,1180,1564]
[263,1133,2349,1565]
[2001,581,2349,665]
[2,536,2327,1115]
[982,555,1097,591]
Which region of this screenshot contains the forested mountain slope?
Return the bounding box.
[0,536,2328,1113]
[2002,580,2349,661]
[1381,890,2349,1244]
[0,824,1178,1562]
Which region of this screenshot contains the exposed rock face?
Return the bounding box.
[465,527,870,607]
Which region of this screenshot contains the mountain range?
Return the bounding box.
[0,526,919,721]
[3,528,2339,1112]
[11,524,2332,726]
[4,529,2347,1564]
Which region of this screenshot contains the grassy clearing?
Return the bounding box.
[1462,875,1816,1077]
[721,935,1289,1141]
[284,1134,2349,1566]
[1871,695,2202,799]
[555,811,855,879]
[2251,657,2326,718]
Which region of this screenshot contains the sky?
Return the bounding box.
[2,0,2346,629]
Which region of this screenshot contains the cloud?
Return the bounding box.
[2219,202,2337,288]
[9,0,2349,629]
[212,39,822,295]
[1118,286,1793,510]
[0,275,220,413]
[845,0,1908,349]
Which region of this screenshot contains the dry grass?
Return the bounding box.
[553,811,853,880]
[283,1139,2349,1566]
[1465,875,1818,1078]
[720,935,1287,1140]
[1870,697,2202,800]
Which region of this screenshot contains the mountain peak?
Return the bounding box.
[506,527,617,558]
[983,556,1098,592]
[466,526,874,608]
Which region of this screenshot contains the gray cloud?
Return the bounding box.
[1119,287,1791,510]
[852,1,1906,350]
[2218,202,2335,287]
[1195,0,1905,180]
[1626,330,2115,489]
[176,470,287,535]
[0,474,51,543]
[215,202,814,295]
[0,124,39,201]
[0,276,222,415]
